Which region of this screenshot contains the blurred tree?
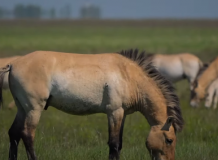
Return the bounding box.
[0,7,4,18]
[60,4,72,19]
[25,5,41,18]
[64,5,71,19]
[0,7,12,19]
[13,4,42,18]
[49,7,56,19]
[14,4,25,18]
[80,3,101,19]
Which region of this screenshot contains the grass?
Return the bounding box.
[0,20,218,160]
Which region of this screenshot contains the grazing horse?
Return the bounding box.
[145,53,204,90]
[205,79,218,109]
[0,49,184,160]
[190,57,218,107]
[0,56,20,108]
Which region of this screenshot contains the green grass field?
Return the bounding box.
[0,20,218,160]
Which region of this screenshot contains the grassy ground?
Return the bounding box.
[0,20,218,160]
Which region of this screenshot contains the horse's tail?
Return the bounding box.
[0,64,12,108]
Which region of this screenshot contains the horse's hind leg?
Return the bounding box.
[9,97,44,160]
[107,108,124,160]
[8,108,26,160]
[21,110,42,160]
[21,102,44,160]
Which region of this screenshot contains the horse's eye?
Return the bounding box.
[165,138,173,145]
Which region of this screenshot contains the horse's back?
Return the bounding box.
[154,53,201,63]
[0,56,21,67]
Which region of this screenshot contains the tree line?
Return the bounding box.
[0,4,101,19]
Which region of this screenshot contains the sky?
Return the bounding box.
[0,0,218,19]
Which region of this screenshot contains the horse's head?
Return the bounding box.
[190,79,206,107]
[190,63,209,107]
[146,117,176,160]
[190,63,207,90]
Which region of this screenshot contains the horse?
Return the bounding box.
[0,49,184,160]
[145,53,204,90]
[205,78,218,109]
[190,56,218,107]
[0,56,21,108]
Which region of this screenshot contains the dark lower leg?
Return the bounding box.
[107,109,124,160]
[22,130,37,160]
[108,132,120,160]
[118,116,125,154]
[8,113,25,160]
[8,130,21,160]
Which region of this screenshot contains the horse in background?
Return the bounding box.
[144,53,204,90]
[205,78,218,109]
[0,49,184,160]
[190,56,218,107]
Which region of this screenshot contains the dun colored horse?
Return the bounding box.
[0,49,184,160]
[190,57,218,107]
[145,53,204,90]
[205,78,218,109]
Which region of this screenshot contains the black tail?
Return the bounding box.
[0,64,11,108]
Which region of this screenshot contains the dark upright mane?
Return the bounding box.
[118,49,184,132]
[196,64,208,80]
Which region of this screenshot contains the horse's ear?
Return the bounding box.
[161,116,174,131]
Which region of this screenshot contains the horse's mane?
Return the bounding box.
[118,49,184,132]
[196,64,208,80]
[143,53,155,62]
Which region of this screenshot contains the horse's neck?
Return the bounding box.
[141,91,168,127]
[132,75,168,127]
[200,63,218,90]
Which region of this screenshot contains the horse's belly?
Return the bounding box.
[50,96,105,115]
[49,80,106,115]
[158,65,183,82]
[49,70,118,115]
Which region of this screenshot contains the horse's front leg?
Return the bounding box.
[107,108,124,160]
[213,92,218,109]
[118,116,126,155]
